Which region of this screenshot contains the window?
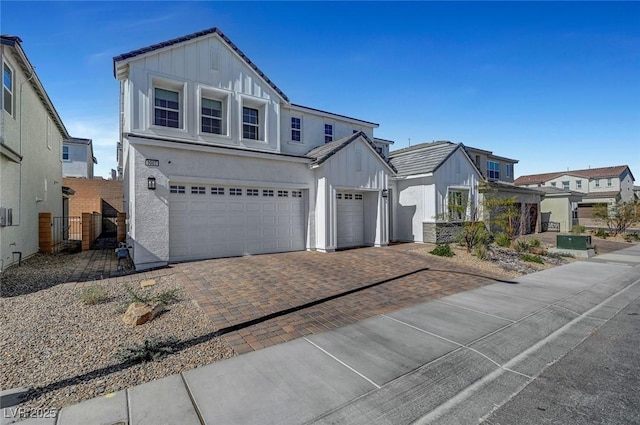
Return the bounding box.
[292,191,302,198]
[607,178,612,187]
[448,190,467,221]
[247,189,259,196]
[562,181,570,190]
[154,88,180,128]
[3,62,12,115]
[576,180,582,189]
[291,117,301,142]
[595,179,600,188]
[344,193,353,200]
[242,107,259,140]
[47,118,52,149]
[229,188,242,196]
[505,164,512,178]
[278,190,289,197]
[551,182,556,187]
[201,98,223,134]
[324,124,333,143]
[355,194,363,200]
[487,161,500,180]
[262,189,274,197]
[62,145,69,161]
[191,186,206,194]
[336,193,342,199]
[211,187,225,195]
[170,185,186,194]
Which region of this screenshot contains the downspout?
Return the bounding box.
[17,67,36,226]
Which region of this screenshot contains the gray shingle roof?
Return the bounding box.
[112,27,288,102]
[305,131,395,171]
[389,141,459,177]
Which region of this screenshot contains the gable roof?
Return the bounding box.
[1,35,70,139]
[289,104,379,127]
[112,27,288,102]
[515,165,633,185]
[389,141,470,177]
[533,186,584,198]
[305,131,396,172]
[64,137,97,164]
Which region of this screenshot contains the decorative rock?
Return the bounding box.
[140,279,156,288]
[122,302,165,326]
[530,247,547,255]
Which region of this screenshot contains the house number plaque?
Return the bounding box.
[145,159,160,167]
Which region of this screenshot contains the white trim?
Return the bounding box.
[196,84,232,140]
[127,134,310,163]
[168,175,309,189]
[148,74,188,134]
[238,94,269,144]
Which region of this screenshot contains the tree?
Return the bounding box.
[593,200,638,236]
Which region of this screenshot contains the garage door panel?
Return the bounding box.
[337,192,364,248]
[170,186,305,261]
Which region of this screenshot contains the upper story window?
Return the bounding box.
[562,181,570,190]
[62,145,69,161]
[154,88,180,128]
[324,124,333,143]
[607,178,612,187]
[595,178,600,188]
[487,161,500,180]
[505,164,512,178]
[201,98,223,135]
[3,62,13,115]
[551,182,557,187]
[576,180,582,189]
[291,117,301,142]
[242,107,259,140]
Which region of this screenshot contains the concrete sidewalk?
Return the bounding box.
[4,245,640,425]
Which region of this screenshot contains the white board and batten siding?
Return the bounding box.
[433,149,481,219]
[124,34,282,152]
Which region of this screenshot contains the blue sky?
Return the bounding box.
[3,1,639,179]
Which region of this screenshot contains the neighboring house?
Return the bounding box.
[0,35,69,270]
[389,141,482,243]
[62,137,97,178]
[113,28,393,270]
[533,187,584,233]
[515,165,636,226]
[634,185,640,200]
[463,145,518,183]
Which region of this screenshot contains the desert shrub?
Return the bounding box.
[514,240,530,253]
[494,232,511,247]
[115,336,178,363]
[595,228,608,239]
[454,221,491,253]
[80,285,108,305]
[623,233,640,242]
[430,243,454,257]
[474,244,489,260]
[547,252,575,259]
[124,285,181,306]
[521,253,544,264]
[571,225,586,234]
[529,238,541,248]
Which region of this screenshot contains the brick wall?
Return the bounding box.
[63,177,123,217]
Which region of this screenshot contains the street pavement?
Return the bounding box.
[2,244,639,425]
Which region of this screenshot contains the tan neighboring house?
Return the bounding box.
[1,35,70,270]
[515,165,636,226]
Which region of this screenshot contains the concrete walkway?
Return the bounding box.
[4,245,640,425]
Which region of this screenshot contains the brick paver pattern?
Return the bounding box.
[176,244,508,355]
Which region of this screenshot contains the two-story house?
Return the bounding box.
[515,165,635,224]
[1,35,70,270]
[114,28,394,270]
[62,137,97,178]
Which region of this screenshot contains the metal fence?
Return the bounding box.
[52,216,82,253]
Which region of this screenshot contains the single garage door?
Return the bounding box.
[169,184,305,261]
[336,192,364,249]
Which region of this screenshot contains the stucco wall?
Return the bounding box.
[0,48,64,270]
[62,143,92,178]
[540,197,573,233]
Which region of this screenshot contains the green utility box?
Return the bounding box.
[556,234,592,250]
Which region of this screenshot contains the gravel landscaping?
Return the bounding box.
[0,262,233,412]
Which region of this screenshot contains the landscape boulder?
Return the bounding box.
[122,302,164,326]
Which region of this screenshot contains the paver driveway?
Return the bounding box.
[176,243,510,354]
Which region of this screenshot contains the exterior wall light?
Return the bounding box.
[382,189,388,198]
[147,177,156,190]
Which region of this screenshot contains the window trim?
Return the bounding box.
[149,76,187,133]
[562,181,570,190]
[576,180,582,189]
[607,178,613,187]
[505,163,512,178]
[62,145,70,161]
[197,85,231,139]
[595,178,600,188]
[324,123,333,143]
[447,189,468,222]
[3,61,14,116]
[487,160,500,180]
[291,116,302,143]
[239,95,268,143]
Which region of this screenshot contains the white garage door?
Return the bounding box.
[169,185,305,261]
[337,192,364,249]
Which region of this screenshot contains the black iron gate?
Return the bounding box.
[52,216,82,253]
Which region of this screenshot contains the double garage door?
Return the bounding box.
[169,184,305,261]
[336,191,365,249]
